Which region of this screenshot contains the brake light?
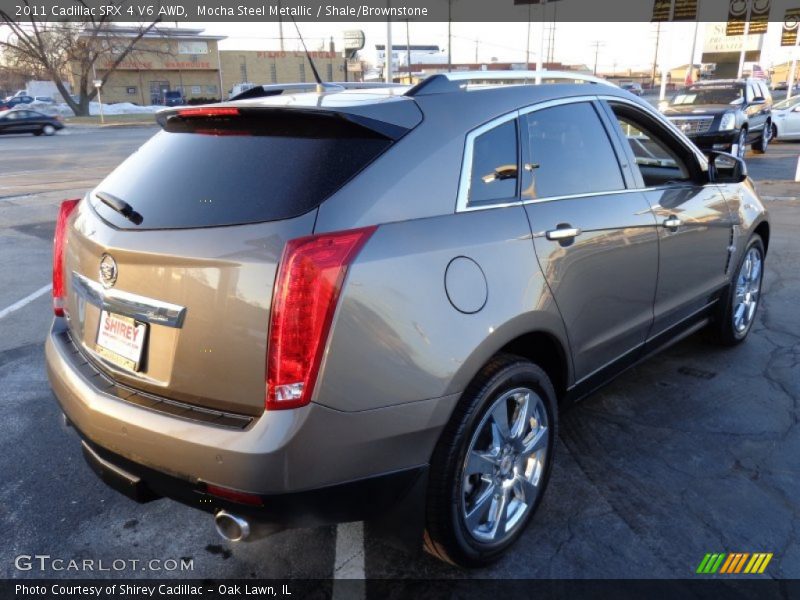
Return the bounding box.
[177,107,239,118]
[267,226,377,410]
[52,199,80,317]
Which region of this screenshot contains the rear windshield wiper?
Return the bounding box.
[95,191,143,225]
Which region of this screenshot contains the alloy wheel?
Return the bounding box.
[461,387,549,544]
[736,129,747,159]
[733,247,763,334]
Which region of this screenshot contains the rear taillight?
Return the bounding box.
[177,107,239,118]
[266,226,377,410]
[52,199,80,317]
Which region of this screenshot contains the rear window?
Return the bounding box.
[91,111,392,229]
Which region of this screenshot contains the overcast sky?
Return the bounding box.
[188,21,800,73]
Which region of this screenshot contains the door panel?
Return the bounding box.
[602,100,734,337]
[525,196,659,380]
[519,101,659,381]
[643,185,732,333]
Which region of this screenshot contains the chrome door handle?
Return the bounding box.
[546,227,582,241]
[663,217,682,229]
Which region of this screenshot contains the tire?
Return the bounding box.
[42,124,56,136]
[33,131,42,136]
[424,354,558,567]
[733,128,748,159]
[771,123,779,142]
[752,122,771,154]
[709,235,765,346]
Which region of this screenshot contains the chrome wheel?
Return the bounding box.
[735,129,747,159]
[733,247,762,334]
[43,124,55,136]
[461,387,549,544]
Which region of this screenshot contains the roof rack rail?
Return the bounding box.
[231,81,407,101]
[405,70,616,97]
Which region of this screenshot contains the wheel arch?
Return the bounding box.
[448,314,573,407]
[754,220,770,255]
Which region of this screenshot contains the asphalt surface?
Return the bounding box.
[0,126,798,581]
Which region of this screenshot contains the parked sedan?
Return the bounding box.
[0,95,34,110]
[0,109,64,136]
[770,95,800,140]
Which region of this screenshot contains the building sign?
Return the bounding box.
[343,30,365,51]
[164,61,212,69]
[256,51,337,59]
[781,8,800,46]
[705,22,764,53]
[178,41,209,55]
[652,0,697,22]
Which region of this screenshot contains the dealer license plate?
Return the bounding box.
[95,310,147,372]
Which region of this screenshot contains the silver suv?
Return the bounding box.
[46,72,769,567]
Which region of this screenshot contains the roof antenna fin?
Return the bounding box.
[290,16,325,93]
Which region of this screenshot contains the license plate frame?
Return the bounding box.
[95,310,148,372]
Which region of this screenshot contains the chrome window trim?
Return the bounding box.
[456,111,520,213]
[71,271,187,328]
[455,94,711,214]
[598,94,710,169]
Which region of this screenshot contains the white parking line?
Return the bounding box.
[332,521,366,599]
[0,284,51,320]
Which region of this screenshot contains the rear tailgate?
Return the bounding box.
[62,106,398,416]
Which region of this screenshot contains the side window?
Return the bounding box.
[611,108,692,188]
[467,119,518,206]
[746,84,756,103]
[521,102,624,199]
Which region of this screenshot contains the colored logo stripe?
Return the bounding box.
[697,553,773,575]
[744,553,773,574]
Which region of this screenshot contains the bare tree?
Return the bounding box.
[0,0,161,115]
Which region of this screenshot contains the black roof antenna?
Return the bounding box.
[290,16,326,94]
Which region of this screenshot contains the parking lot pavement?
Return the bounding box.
[0,128,798,580]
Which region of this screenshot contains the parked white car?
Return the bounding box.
[771,95,800,140]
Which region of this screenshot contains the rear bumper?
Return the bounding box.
[46,319,456,511]
[74,427,426,528]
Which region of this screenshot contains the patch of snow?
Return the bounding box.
[25,100,163,117]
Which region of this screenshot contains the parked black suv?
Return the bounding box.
[661,79,772,158]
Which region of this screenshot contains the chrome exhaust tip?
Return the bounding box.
[214,511,250,542]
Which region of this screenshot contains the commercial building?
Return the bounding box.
[73,26,225,105]
[218,50,349,98]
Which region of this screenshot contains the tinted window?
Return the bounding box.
[522,102,624,199]
[468,119,518,205]
[615,115,690,187]
[91,112,392,230]
[671,86,743,106]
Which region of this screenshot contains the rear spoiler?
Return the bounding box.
[156,102,422,141]
[231,82,409,101]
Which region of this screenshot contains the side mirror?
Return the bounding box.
[792,105,800,113]
[751,97,766,104]
[708,151,748,184]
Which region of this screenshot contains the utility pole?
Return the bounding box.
[385,18,393,83]
[278,0,284,51]
[788,33,800,99]
[651,22,661,89]
[405,19,412,84]
[590,41,604,76]
[686,18,700,84]
[526,4,532,67]
[475,38,479,63]
[447,0,452,72]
